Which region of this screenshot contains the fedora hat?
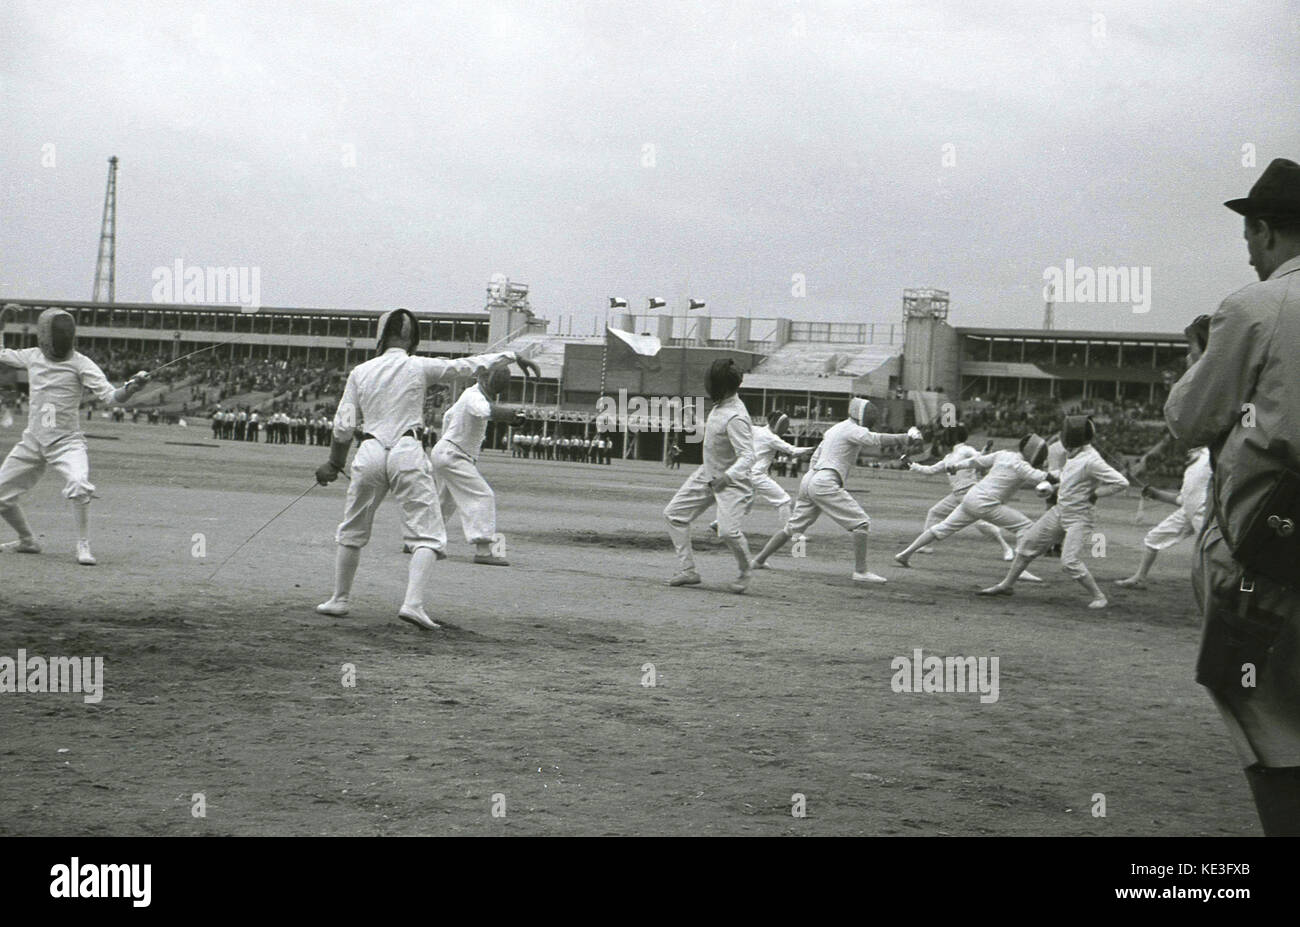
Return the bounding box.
[1225,158,1300,219]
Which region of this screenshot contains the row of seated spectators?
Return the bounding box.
[84,349,349,410]
[189,357,345,406]
[85,350,456,429]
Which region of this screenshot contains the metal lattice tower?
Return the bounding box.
[485,274,531,313]
[902,287,950,319]
[92,156,119,303]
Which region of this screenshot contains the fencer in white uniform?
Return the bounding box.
[709,410,814,536]
[432,364,521,566]
[663,359,756,593]
[751,398,921,583]
[0,307,149,565]
[979,416,1129,608]
[894,432,1055,575]
[313,308,537,630]
[907,424,1016,560]
[1116,445,1211,588]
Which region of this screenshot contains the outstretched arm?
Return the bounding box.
[110,368,154,404]
[1131,430,1174,478]
[80,357,149,404]
[910,453,950,475]
[771,434,814,458]
[418,351,541,385]
[1015,460,1051,486]
[418,351,514,384]
[0,306,23,366]
[871,426,923,454]
[0,347,32,369]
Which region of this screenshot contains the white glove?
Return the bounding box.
[906,426,923,441]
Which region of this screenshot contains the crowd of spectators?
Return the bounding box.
[74,349,363,439]
[84,349,346,407]
[964,397,1073,440]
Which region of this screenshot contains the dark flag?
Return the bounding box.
[648,297,666,310]
[609,297,628,309]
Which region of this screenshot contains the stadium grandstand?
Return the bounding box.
[0,283,1195,481]
[956,327,1191,403]
[0,283,546,428]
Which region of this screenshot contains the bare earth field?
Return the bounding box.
[0,421,1257,836]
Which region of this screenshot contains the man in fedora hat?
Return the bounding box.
[1166,157,1300,835]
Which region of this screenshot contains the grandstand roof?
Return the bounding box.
[957,326,1187,341]
[743,340,901,392]
[742,372,862,393]
[4,298,487,321]
[499,332,603,380]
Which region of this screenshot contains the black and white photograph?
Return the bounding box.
[1,0,1298,900]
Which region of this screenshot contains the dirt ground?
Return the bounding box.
[0,420,1258,835]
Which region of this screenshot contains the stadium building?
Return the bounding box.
[0,280,545,422]
[2,283,1191,463]
[492,288,1190,461]
[0,285,542,368]
[953,327,1189,403]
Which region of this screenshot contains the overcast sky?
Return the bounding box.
[2,0,1297,334]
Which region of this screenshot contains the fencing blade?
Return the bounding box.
[205,481,320,582]
[151,339,241,376]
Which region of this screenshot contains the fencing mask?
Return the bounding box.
[766,410,791,436]
[1018,433,1049,469]
[481,363,511,400]
[1062,415,1096,450]
[849,397,880,428]
[376,308,419,354]
[37,308,76,361]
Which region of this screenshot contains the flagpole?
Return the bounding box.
[678,278,690,402]
[599,299,619,401]
[600,323,610,401]
[679,298,687,400]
